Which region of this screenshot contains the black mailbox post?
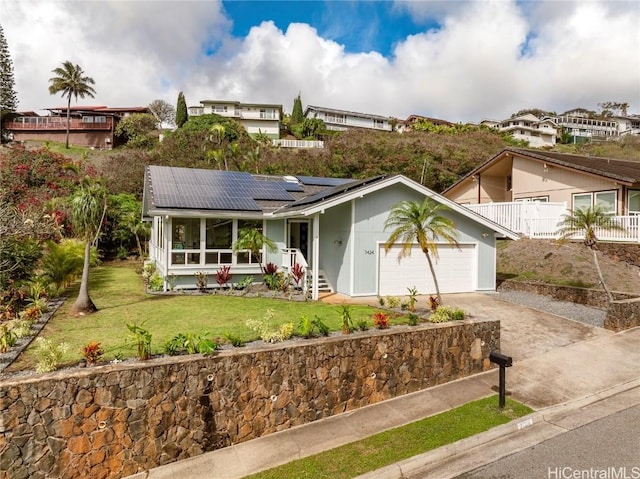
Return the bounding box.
[489,351,513,408]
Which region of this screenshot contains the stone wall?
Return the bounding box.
[605,298,640,331]
[0,319,499,479]
[498,280,636,309]
[599,243,640,267]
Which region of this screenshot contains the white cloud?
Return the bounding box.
[1,0,638,122]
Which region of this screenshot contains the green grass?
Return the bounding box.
[245,396,533,479]
[10,262,399,370]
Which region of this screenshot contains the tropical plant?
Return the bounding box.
[407,286,418,312]
[114,113,157,148]
[0,325,16,353]
[384,198,459,305]
[68,177,108,315]
[356,318,369,331]
[47,61,96,148]
[34,338,68,373]
[126,321,152,360]
[407,313,420,326]
[195,271,208,292]
[223,332,245,347]
[429,295,440,311]
[235,276,254,290]
[216,265,232,288]
[80,341,104,365]
[39,239,88,295]
[245,308,294,343]
[372,311,390,329]
[233,227,277,273]
[385,296,400,308]
[429,306,454,323]
[291,262,305,288]
[556,205,626,303]
[337,305,353,334]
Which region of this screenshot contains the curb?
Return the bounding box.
[354,378,640,479]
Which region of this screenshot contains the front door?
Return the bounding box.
[288,220,309,264]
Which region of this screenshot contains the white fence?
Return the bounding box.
[466,202,640,243]
[272,139,324,149]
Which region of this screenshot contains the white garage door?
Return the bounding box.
[378,243,476,296]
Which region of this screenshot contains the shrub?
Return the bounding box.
[291,262,305,287]
[297,315,330,338]
[0,325,17,353]
[34,338,68,373]
[81,341,104,365]
[451,308,466,321]
[356,318,369,331]
[263,262,278,275]
[407,286,418,312]
[429,306,453,323]
[337,305,353,334]
[373,311,390,329]
[19,305,42,323]
[216,266,232,288]
[386,296,400,308]
[195,271,208,292]
[377,296,385,307]
[246,308,294,343]
[10,319,34,339]
[407,313,420,326]
[429,295,440,311]
[40,239,94,295]
[223,332,245,347]
[235,276,253,290]
[147,272,164,292]
[164,333,188,356]
[127,321,152,360]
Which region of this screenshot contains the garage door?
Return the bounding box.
[378,243,475,296]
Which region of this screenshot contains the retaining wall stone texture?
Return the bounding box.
[0,319,498,479]
[598,242,640,267]
[605,298,640,332]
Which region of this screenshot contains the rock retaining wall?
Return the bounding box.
[605,298,640,332]
[599,243,640,267]
[0,319,498,479]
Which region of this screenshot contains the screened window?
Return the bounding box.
[205,219,233,265]
[573,193,592,211]
[595,191,616,214]
[172,218,200,250]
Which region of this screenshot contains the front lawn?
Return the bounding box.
[9,262,394,371]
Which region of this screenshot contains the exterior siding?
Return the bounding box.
[319,202,352,294]
[265,220,285,265]
[512,156,621,210]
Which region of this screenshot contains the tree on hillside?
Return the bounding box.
[176,91,188,128]
[384,198,459,305]
[148,99,175,129]
[556,205,625,303]
[0,24,18,141]
[290,93,304,125]
[48,61,96,149]
[69,176,107,315]
[598,101,629,117]
[114,113,157,148]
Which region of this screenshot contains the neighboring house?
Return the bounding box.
[188,100,282,139]
[614,115,640,136]
[480,114,558,148]
[304,105,393,132]
[443,148,640,240]
[142,166,518,298]
[2,106,149,149]
[550,109,618,142]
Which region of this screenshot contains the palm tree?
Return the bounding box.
[556,205,625,303]
[384,198,459,305]
[48,61,96,148]
[69,177,107,315]
[233,227,277,274]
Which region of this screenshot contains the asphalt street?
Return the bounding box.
[455,405,640,479]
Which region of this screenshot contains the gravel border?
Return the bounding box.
[495,290,607,328]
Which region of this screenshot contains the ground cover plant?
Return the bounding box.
[6,262,393,371]
[245,396,533,479]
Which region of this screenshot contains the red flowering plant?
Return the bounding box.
[81,341,104,366]
[372,311,390,329]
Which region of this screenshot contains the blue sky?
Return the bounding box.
[1,0,639,122]
[221,1,435,57]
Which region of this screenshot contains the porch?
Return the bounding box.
[4,116,114,131]
[466,202,640,242]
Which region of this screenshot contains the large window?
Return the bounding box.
[171,218,201,265]
[572,191,617,214]
[629,190,640,215]
[170,218,266,266]
[205,219,233,264]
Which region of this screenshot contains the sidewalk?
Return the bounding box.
[127,295,640,479]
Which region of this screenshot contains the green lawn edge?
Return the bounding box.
[245,396,533,479]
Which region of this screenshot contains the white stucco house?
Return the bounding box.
[481,114,558,148]
[304,105,393,132]
[142,166,518,299]
[187,100,283,139]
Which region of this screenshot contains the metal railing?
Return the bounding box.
[5,117,113,130]
[272,139,324,149]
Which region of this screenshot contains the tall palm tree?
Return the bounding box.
[384,198,459,305]
[48,61,96,148]
[69,177,107,315]
[557,205,625,303]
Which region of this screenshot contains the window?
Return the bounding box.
[374,119,384,129]
[171,218,201,265]
[629,190,640,215]
[506,175,512,191]
[205,219,233,264]
[260,109,275,119]
[572,191,617,214]
[81,116,94,123]
[236,220,263,264]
